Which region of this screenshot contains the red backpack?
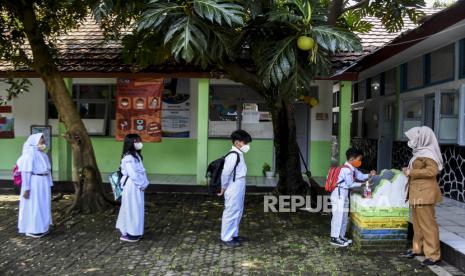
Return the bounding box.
[325,165,350,192]
[13,165,22,187]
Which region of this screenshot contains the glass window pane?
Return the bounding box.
[384,68,397,95]
[406,57,423,89]
[440,93,458,116]
[431,44,454,83]
[439,117,458,140]
[79,103,107,119]
[370,75,381,98]
[77,85,111,100]
[209,103,238,121]
[403,101,423,119]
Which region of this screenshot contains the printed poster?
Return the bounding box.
[116,78,164,142]
[161,94,190,138]
[0,105,14,138]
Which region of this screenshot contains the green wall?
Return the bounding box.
[310,140,331,177]
[0,137,26,170]
[91,138,197,175]
[207,139,274,176]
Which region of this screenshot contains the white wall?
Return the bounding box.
[310,80,333,141]
[0,78,47,137]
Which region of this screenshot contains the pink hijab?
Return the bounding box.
[405,126,443,171]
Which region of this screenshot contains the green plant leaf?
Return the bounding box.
[256,36,297,87]
[193,0,244,26]
[312,26,362,53]
[164,16,207,62]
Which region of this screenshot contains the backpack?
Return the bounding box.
[325,165,350,192]
[13,165,21,187]
[109,169,129,200]
[206,151,240,194]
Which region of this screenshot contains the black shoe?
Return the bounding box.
[330,237,348,247]
[233,236,247,242]
[399,249,419,259]
[222,240,241,247]
[421,259,440,266]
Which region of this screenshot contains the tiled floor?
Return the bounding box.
[436,197,465,256]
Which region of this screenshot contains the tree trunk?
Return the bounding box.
[270,96,309,195]
[18,3,111,213]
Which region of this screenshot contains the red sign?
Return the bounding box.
[115,78,164,142]
[0,106,12,113]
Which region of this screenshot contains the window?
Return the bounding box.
[366,78,372,99]
[368,75,382,98]
[47,84,115,136]
[208,85,274,139]
[437,91,459,141]
[460,39,465,79]
[352,83,359,103]
[403,56,424,91]
[332,112,339,136]
[332,91,340,108]
[384,68,397,95]
[351,109,364,137]
[358,81,366,101]
[430,44,455,84]
[400,99,423,138]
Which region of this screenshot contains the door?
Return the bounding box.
[294,103,310,172]
[377,102,394,171]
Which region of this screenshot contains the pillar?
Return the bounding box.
[196,79,209,185]
[338,81,352,165]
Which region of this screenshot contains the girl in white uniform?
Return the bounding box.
[17,133,53,238]
[116,134,149,242]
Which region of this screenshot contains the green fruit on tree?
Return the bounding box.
[297,36,315,51]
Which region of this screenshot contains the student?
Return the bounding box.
[218,130,252,247]
[330,148,376,247]
[17,133,53,238]
[116,134,149,242]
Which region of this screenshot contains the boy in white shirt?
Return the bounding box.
[217,130,252,247]
[330,148,376,247]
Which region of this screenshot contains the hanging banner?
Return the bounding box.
[0,105,14,139]
[115,78,164,142]
[161,94,190,138]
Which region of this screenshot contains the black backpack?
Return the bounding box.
[206,151,240,194]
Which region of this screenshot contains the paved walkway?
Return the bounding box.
[437,197,465,255]
[0,193,437,275]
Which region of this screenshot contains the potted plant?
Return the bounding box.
[262,163,274,178]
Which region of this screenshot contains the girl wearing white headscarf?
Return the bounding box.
[400,126,443,266]
[17,133,53,238]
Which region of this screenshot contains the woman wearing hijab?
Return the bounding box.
[399,126,443,266]
[17,133,53,238]
[116,134,149,242]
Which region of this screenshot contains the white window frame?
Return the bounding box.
[399,97,424,140]
[434,89,459,144]
[458,84,465,145]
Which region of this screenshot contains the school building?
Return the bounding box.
[0,2,465,203]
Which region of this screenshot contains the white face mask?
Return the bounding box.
[407,140,416,149]
[240,144,250,153]
[134,142,143,150]
[38,144,47,151]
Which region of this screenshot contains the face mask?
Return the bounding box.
[240,144,250,153]
[38,144,47,151]
[352,160,362,168]
[407,140,416,149]
[134,142,143,150]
